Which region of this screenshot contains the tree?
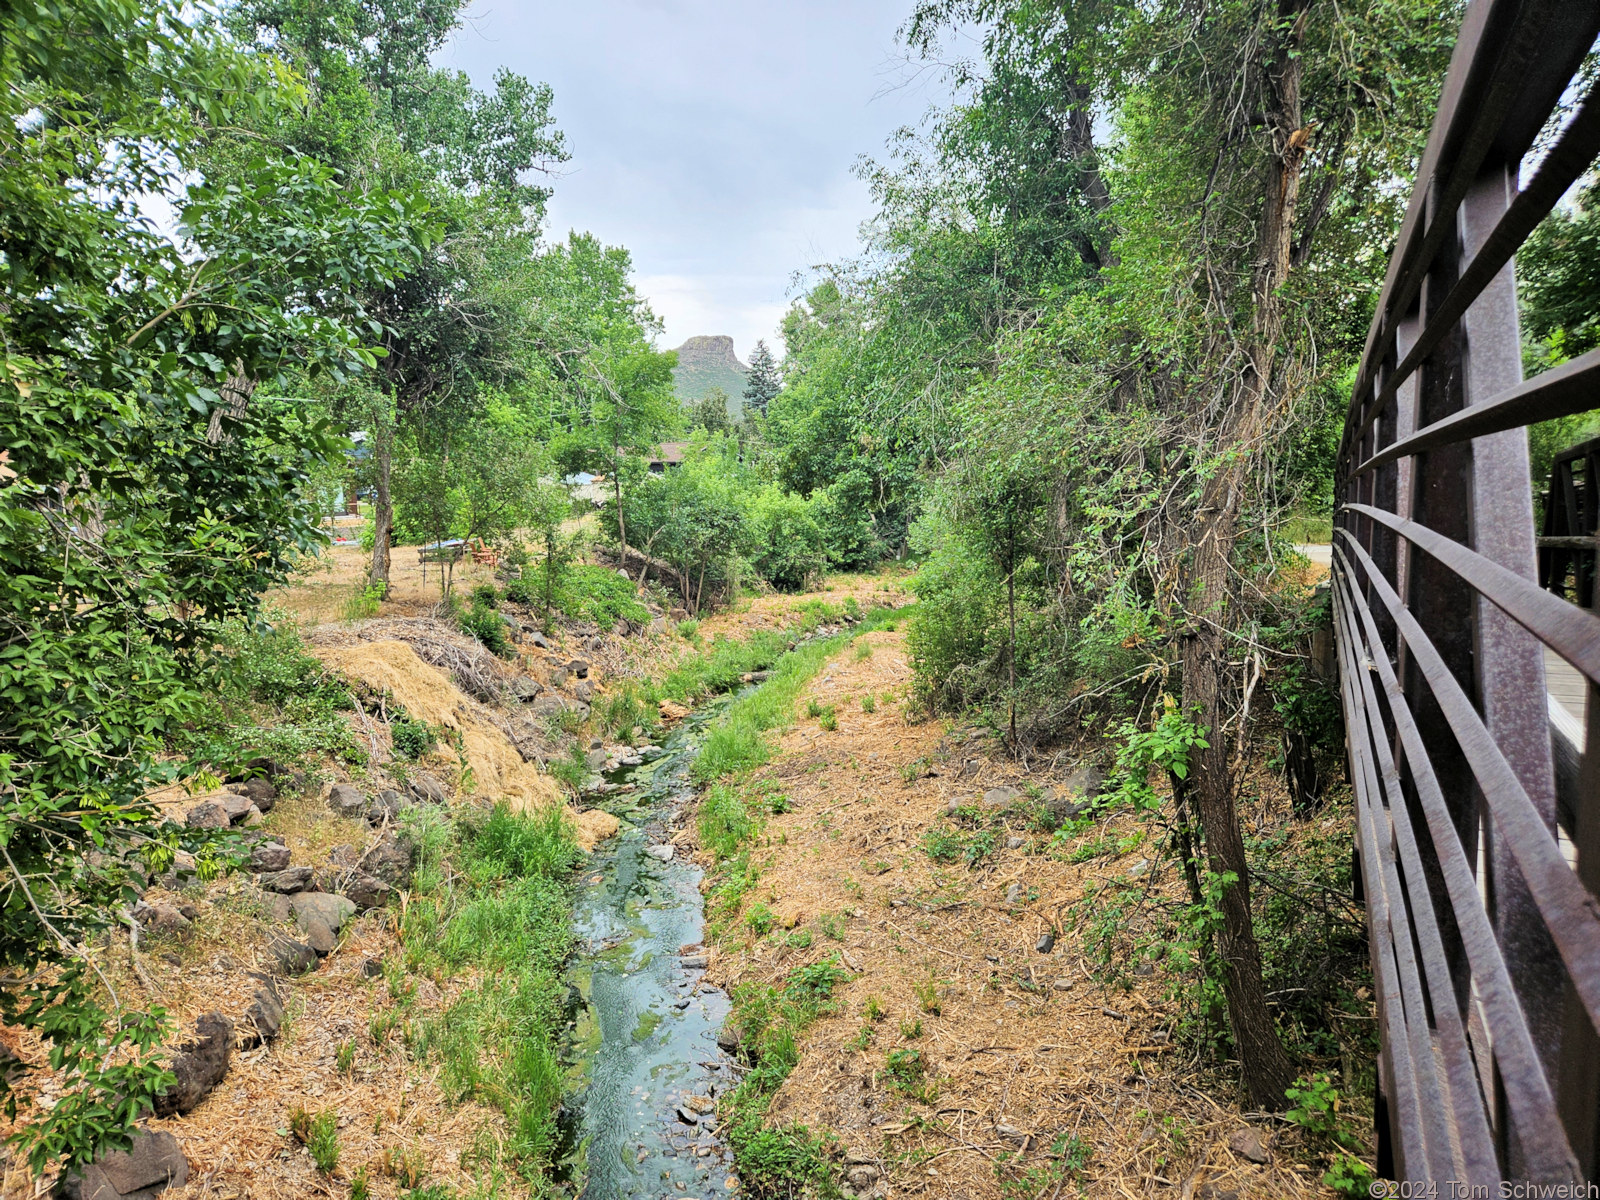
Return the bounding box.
[742,339,782,416]
[692,385,734,433]
[0,0,424,1169]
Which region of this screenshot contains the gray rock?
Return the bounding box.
[184,802,228,830]
[326,843,359,867]
[327,783,365,817]
[750,670,771,683]
[670,607,689,621]
[257,866,313,894]
[585,748,609,771]
[983,786,1022,808]
[568,659,590,679]
[1228,1127,1271,1164]
[364,835,415,888]
[546,666,568,689]
[681,952,708,970]
[645,844,675,863]
[619,753,643,767]
[528,630,554,650]
[1035,931,1056,954]
[291,892,356,934]
[341,870,393,911]
[407,772,450,805]
[360,957,384,979]
[512,677,543,702]
[258,891,293,923]
[152,1012,232,1117]
[677,1105,701,1125]
[212,794,254,824]
[574,680,594,702]
[300,914,336,955]
[61,1129,188,1200]
[266,936,318,976]
[131,902,192,935]
[1051,978,1075,992]
[365,790,402,827]
[1004,882,1024,905]
[1127,858,1151,878]
[1006,836,1026,850]
[242,980,283,1046]
[248,842,290,873]
[715,1025,740,1052]
[587,636,606,651]
[846,1165,880,1188]
[232,778,278,812]
[651,618,668,634]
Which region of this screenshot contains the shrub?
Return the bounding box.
[749,486,828,591]
[557,565,650,631]
[459,603,510,657]
[390,718,437,760]
[289,1107,340,1175]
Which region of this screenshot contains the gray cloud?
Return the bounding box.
[436,0,939,359]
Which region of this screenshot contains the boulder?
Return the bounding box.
[645,844,675,863]
[184,802,228,830]
[213,794,254,824]
[512,677,543,702]
[983,786,1022,808]
[60,1128,188,1200]
[131,902,192,936]
[340,870,393,911]
[291,892,356,935]
[1228,1127,1271,1164]
[241,980,283,1046]
[546,665,569,688]
[528,630,554,650]
[265,935,318,976]
[574,680,594,703]
[152,1012,232,1117]
[232,777,278,812]
[568,659,590,679]
[529,695,568,717]
[715,1025,740,1052]
[257,866,313,894]
[326,843,359,868]
[327,783,365,818]
[248,842,290,873]
[363,835,415,888]
[585,748,609,771]
[257,891,293,923]
[300,915,336,955]
[670,607,689,621]
[365,790,403,827]
[406,772,450,805]
[586,636,606,651]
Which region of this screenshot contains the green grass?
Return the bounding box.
[396,804,580,1187]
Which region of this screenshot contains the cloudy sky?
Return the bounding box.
[435,0,946,364]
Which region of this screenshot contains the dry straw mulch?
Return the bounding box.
[690,630,1337,1200]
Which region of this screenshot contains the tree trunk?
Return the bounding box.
[369,416,393,590]
[1174,0,1312,1111]
[613,441,626,562]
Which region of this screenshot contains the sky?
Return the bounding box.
[434,0,947,364]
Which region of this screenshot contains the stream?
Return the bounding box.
[558,695,742,1199]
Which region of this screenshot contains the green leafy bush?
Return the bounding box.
[557,565,651,631]
[390,719,437,760]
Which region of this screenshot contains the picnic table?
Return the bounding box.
[417,539,464,583]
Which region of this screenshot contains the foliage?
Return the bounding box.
[399,805,577,1186]
[743,339,782,416]
[557,565,651,632]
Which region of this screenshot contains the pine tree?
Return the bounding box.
[743,339,781,415]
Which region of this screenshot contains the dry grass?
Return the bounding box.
[689,630,1334,1200]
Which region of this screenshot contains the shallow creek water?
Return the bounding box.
[559,696,742,1199]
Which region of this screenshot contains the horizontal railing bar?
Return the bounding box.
[1334,566,1581,1177]
[1333,606,1448,1178]
[1334,589,1502,1182]
[1346,0,1570,428]
[1340,503,1600,684]
[1352,347,1600,477]
[1351,76,1600,445]
[1336,531,1600,1031]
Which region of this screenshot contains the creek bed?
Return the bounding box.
[559,697,741,1199]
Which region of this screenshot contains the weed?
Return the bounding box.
[864,996,886,1023]
[848,1025,873,1051]
[805,698,823,719]
[369,1009,397,1044]
[699,782,757,861]
[853,642,873,661]
[817,913,844,941]
[390,718,437,760]
[785,928,812,949]
[342,582,386,621]
[746,903,776,936]
[1286,1073,1375,1198]
[920,824,997,869]
[351,1166,371,1200]
[818,707,838,732]
[336,1039,355,1074]
[677,618,700,639]
[913,978,942,1015]
[994,1132,1091,1198]
[881,1048,936,1102]
[898,1017,923,1040]
[860,693,876,713]
[289,1106,340,1175]
[382,1146,428,1188]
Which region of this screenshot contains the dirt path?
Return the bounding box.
[695,630,1327,1200]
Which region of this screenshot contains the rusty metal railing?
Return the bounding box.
[1333,0,1600,1184]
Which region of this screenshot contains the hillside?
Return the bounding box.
[672,334,748,418]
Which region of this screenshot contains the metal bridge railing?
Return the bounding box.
[1333,0,1600,1184]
